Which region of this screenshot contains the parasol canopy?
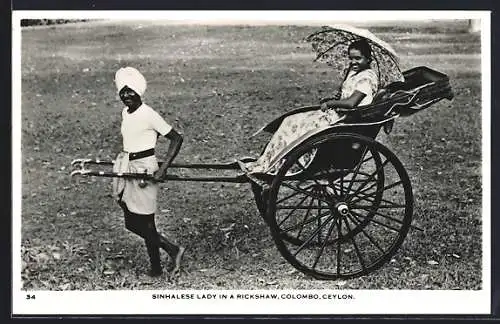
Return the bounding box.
[305,24,404,89]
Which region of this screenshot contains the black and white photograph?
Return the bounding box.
[12,10,491,315]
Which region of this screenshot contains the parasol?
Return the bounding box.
[305,24,404,89]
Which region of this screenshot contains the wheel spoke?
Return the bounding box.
[334,181,378,203]
[281,210,331,233]
[352,206,408,227]
[360,154,375,165]
[276,183,314,204]
[347,190,377,205]
[336,214,342,275]
[277,206,330,210]
[377,197,408,208]
[312,213,338,269]
[316,173,342,198]
[339,172,345,198]
[330,178,341,196]
[317,194,323,244]
[342,215,367,271]
[349,159,391,199]
[345,148,370,195]
[350,210,401,232]
[277,194,310,227]
[349,180,404,205]
[308,170,351,180]
[351,203,406,209]
[292,214,336,257]
[377,194,410,207]
[296,195,316,240]
[281,182,331,205]
[381,180,404,192]
[346,212,385,253]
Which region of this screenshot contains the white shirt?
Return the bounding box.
[121,103,172,153]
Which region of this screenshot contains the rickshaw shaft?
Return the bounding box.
[72,159,254,170]
[71,170,250,183]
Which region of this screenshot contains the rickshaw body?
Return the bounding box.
[247,66,453,279]
[71,66,453,280]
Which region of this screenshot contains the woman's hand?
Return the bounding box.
[334,108,352,114]
[320,102,329,112]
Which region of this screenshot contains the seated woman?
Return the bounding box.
[244,38,379,174]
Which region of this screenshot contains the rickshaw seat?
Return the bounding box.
[248,66,453,177]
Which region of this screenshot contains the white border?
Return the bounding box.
[481,13,492,315]
[12,10,491,315]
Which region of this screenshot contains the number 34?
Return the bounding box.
[26,294,35,300]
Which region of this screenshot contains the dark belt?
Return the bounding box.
[129,148,155,161]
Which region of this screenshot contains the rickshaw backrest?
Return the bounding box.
[343,66,454,122]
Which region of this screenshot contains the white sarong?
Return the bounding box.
[112,152,159,215]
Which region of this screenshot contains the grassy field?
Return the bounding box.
[19,19,483,290]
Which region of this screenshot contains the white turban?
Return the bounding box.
[114,67,147,97]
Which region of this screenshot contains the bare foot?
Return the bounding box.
[169,246,185,277]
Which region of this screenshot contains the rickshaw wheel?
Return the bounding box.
[266,132,413,280]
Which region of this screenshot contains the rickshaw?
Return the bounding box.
[71,65,454,280]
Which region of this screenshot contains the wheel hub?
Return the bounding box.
[335,202,349,216]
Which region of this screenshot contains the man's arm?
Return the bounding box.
[154,129,183,181]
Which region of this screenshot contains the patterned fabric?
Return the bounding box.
[306,26,405,89]
[245,69,378,174]
[341,69,379,106]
